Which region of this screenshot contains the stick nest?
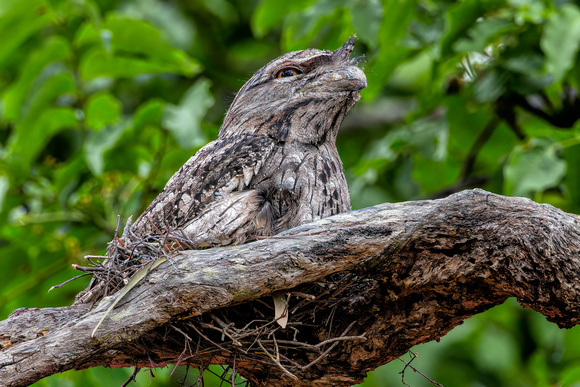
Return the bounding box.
[69,217,196,304]
[146,273,373,384]
[65,217,372,383]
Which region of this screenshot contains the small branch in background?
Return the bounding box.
[460,115,501,181]
[495,96,526,140]
[121,367,140,387]
[511,92,580,129]
[398,351,443,387]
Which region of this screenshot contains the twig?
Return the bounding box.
[198,322,243,347]
[278,353,304,369]
[114,214,121,240]
[232,353,236,387]
[171,324,193,342]
[48,273,91,291]
[197,364,205,386]
[273,335,280,363]
[254,230,326,240]
[257,340,298,380]
[258,339,318,351]
[83,254,108,259]
[85,256,105,267]
[177,365,191,386]
[71,264,104,272]
[291,291,316,300]
[398,351,443,387]
[314,335,366,348]
[460,115,500,181]
[218,365,232,387]
[121,367,140,387]
[170,324,193,370]
[302,320,357,370]
[188,322,232,354]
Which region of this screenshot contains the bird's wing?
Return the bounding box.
[130,133,277,245]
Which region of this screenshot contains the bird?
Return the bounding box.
[75,37,366,306]
[128,37,367,247]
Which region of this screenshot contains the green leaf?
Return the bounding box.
[22,70,76,117]
[282,0,348,50]
[364,0,417,99]
[162,78,214,149]
[84,121,129,175]
[53,157,88,205]
[347,0,382,49]
[5,107,78,174]
[293,0,345,40]
[412,155,461,194]
[133,99,165,131]
[512,0,545,25]
[84,92,122,130]
[540,4,580,83]
[474,69,507,102]
[446,95,492,157]
[114,1,194,50]
[3,36,72,121]
[561,366,580,386]
[454,17,515,53]
[78,15,201,80]
[388,51,433,93]
[477,122,518,174]
[80,49,198,80]
[364,114,448,163]
[0,0,55,66]
[440,0,505,58]
[251,0,315,38]
[4,68,77,175]
[73,21,100,48]
[504,138,567,197]
[0,176,9,213]
[409,115,449,161]
[198,0,237,23]
[502,54,544,74]
[105,15,183,60]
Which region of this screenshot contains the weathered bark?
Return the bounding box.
[0,189,579,387]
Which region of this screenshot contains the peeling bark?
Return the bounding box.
[0,189,579,387]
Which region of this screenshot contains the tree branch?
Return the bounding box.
[1,189,579,386]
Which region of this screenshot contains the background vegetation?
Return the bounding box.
[1,0,579,385]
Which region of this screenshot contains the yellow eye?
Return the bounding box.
[277,67,301,78]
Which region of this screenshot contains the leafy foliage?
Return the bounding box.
[1,0,579,386]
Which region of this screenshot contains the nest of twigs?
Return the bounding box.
[59,216,200,304]
[57,216,374,385]
[144,272,373,385]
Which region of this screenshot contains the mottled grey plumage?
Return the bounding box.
[130,38,366,247]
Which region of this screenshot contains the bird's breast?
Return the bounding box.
[256,142,351,231]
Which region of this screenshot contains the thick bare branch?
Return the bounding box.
[1,189,579,386]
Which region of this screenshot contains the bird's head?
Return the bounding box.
[219,37,367,145]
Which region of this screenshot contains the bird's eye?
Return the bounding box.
[277,68,302,78]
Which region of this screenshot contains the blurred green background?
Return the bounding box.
[1,0,579,385]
